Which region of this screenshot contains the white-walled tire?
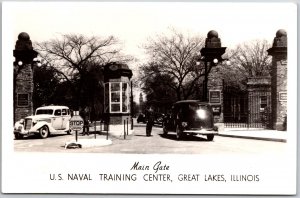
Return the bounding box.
[67,129,72,135]
[39,125,49,139]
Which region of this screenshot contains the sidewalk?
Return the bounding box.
[218,128,287,142]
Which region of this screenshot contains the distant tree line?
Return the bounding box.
[31,30,271,118]
[33,34,133,120]
[139,29,271,113]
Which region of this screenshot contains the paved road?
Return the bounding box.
[14,122,287,154]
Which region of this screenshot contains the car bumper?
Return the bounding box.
[14,129,38,135]
[183,129,218,135]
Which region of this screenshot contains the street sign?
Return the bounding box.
[69,111,84,131]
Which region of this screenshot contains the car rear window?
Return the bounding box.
[54,109,61,116]
[189,104,211,111]
[179,103,211,115]
[62,109,67,115]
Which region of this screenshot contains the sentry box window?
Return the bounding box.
[104,82,129,113]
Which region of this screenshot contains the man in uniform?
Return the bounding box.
[145,106,155,137]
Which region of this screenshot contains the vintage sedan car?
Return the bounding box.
[162,100,218,141]
[14,105,72,139]
[153,112,164,127]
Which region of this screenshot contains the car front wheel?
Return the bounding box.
[176,125,183,140]
[207,134,214,141]
[39,125,49,139]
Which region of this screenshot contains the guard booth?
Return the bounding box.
[103,62,133,135]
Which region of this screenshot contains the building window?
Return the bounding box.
[105,82,129,113]
[17,93,29,107]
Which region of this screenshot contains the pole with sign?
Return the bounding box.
[69,111,84,142]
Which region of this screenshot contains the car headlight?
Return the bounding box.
[196,109,207,119]
[181,122,188,127]
[19,119,24,124]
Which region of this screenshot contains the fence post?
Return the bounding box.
[124,120,126,139]
[127,118,129,135]
[106,120,108,140]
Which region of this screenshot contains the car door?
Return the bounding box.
[61,108,71,129]
[169,105,178,131]
[52,109,63,130]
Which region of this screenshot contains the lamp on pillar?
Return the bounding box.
[198,30,227,102]
[13,32,38,123]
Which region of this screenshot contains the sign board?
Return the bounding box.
[209,90,221,103]
[69,112,84,131]
[211,105,221,115]
[17,93,29,106]
[279,92,287,101]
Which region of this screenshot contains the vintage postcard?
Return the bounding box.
[1,2,297,195]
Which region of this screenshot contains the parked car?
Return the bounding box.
[162,100,218,141]
[153,112,164,127]
[14,105,72,139]
[137,113,146,123]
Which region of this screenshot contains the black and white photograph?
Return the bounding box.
[1,1,297,195]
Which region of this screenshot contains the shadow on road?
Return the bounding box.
[14,133,72,140]
[134,134,148,137]
[158,133,208,142]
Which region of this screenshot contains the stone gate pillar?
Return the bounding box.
[267,29,287,131]
[208,67,223,124]
[13,32,38,123]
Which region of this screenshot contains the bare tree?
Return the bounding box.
[140,29,205,100]
[35,33,132,109]
[214,39,272,91]
[35,34,131,82]
[230,39,271,77]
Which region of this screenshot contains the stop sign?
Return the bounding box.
[69,114,84,131]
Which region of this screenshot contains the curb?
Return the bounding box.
[217,134,287,143]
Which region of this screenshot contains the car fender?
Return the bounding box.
[30,121,56,132]
[14,121,25,133]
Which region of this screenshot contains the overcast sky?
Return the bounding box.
[4,2,296,61]
[3,2,297,101]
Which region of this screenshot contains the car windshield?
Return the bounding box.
[36,109,54,115]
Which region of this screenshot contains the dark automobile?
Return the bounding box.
[162,100,218,141]
[137,113,146,123]
[154,113,164,127]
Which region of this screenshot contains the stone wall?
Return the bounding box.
[14,63,34,121]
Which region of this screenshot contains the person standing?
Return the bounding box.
[82,106,90,136]
[145,106,155,137]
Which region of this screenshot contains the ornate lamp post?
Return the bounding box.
[199,30,227,102]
